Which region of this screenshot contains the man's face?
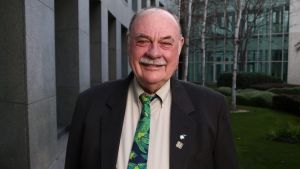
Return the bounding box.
[128,10,184,93]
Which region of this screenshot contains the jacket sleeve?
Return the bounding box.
[65,94,86,169]
[213,96,239,169]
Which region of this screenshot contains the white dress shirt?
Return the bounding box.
[116,78,171,169]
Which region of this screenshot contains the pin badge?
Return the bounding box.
[180,134,187,140]
[176,141,184,149]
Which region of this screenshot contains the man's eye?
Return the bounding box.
[160,42,173,48]
[136,40,150,46]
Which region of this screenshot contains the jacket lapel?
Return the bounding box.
[170,79,196,169]
[100,74,133,169]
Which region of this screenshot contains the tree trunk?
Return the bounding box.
[223,0,228,72]
[201,0,208,86]
[181,0,193,81]
[175,0,182,79]
[232,0,243,111]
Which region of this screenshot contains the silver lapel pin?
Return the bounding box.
[176,141,184,149]
[180,134,187,140]
[176,134,187,149]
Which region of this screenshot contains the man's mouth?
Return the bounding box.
[139,57,167,66]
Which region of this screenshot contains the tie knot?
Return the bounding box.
[139,93,152,104]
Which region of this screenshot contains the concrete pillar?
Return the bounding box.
[128,0,133,10]
[288,0,300,85]
[55,0,90,128]
[108,12,117,80]
[141,0,147,8]
[151,0,156,6]
[0,0,57,168]
[116,21,122,79]
[137,0,142,10]
[101,7,109,81]
[132,0,138,12]
[90,1,102,86]
[121,25,130,78]
[79,0,91,92]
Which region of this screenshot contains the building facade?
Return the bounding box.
[0,0,176,169]
[288,0,300,85]
[188,0,294,84]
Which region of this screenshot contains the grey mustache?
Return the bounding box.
[139,57,167,66]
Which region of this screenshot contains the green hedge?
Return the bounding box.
[216,86,232,96]
[251,83,299,90]
[236,89,275,108]
[272,94,300,115]
[217,72,282,89]
[268,87,300,95]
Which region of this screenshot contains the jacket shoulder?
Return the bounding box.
[78,77,130,104]
[176,80,225,101]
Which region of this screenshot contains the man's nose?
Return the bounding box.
[146,43,161,58]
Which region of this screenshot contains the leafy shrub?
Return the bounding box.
[216,87,232,96]
[217,73,232,87]
[251,83,299,90]
[217,72,282,89]
[272,94,300,115]
[268,87,300,95]
[266,123,300,144]
[236,89,275,108]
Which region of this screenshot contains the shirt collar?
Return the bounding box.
[133,77,170,105]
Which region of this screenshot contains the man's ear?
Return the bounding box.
[178,36,184,54]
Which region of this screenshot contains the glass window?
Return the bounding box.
[258,50,269,61]
[225,64,232,72]
[258,62,269,74]
[272,50,282,61]
[283,62,288,81]
[283,49,288,61]
[188,62,195,81]
[206,63,214,82]
[228,15,234,32]
[132,0,137,12]
[283,9,289,32]
[216,64,224,80]
[248,50,256,61]
[216,52,223,62]
[151,0,155,7]
[187,0,289,83]
[247,63,255,72]
[142,0,147,8]
[271,62,282,78]
[225,51,233,62]
[207,51,214,62]
[196,62,202,81]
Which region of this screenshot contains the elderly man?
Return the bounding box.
[65,7,238,169]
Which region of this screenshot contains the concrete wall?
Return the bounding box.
[288,0,300,85]
[100,0,134,81]
[90,1,102,86]
[55,0,90,128]
[0,0,57,169]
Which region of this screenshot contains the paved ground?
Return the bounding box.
[49,133,68,169]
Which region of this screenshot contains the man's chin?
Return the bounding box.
[144,77,167,87]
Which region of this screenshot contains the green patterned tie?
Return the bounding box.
[127,93,153,169]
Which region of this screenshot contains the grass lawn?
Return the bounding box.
[231,106,300,169]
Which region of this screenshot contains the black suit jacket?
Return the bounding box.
[65,74,238,169]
